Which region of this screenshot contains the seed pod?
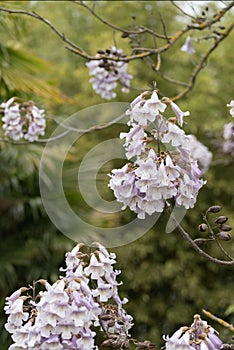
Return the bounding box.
[194,238,207,246]
[207,205,222,213]
[220,224,232,232]
[121,32,129,38]
[101,339,113,347]
[216,232,232,241]
[198,223,208,232]
[100,314,112,321]
[214,216,228,224]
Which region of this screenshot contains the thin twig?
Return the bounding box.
[176,220,234,265]
[167,209,234,265]
[74,0,169,40]
[203,213,234,261]
[172,20,234,101]
[171,1,197,20]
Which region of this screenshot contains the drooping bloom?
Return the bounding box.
[181,35,196,55]
[86,46,132,100]
[1,98,46,142]
[164,314,222,350]
[109,89,206,219]
[4,243,133,349]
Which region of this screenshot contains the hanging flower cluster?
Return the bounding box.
[109,90,207,219]
[0,97,46,142]
[164,314,222,350]
[4,242,133,349]
[86,46,132,100]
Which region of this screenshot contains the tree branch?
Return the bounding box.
[175,220,234,265]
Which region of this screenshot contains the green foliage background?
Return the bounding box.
[0,1,233,348]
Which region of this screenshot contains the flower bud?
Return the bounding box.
[220,224,232,232]
[207,205,222,213]
[101,339,113,347]
[194,238,207,246]
[216,232,232,241]
[198,223,208,232]
[214,216,228,224]
[121,32,129,38]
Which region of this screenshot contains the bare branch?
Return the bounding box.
[171,1,197,20]
[175,220,234,265]
[172,20,234,101]
[73,0,169,40]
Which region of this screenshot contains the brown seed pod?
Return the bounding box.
[194,238,207,246]
[214,216,228,224]
[220,224,232,232]
[207,205,222,213]
[198,223,208,232]
[216,232,232,241]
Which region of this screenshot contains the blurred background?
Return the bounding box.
[0,1,233,348]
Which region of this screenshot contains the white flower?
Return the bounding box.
[120,124,147,159]
[227,100,234,117]
[181,36,196,55]
[161,122,189,148]
[169,101,190,127]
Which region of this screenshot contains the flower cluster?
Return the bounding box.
[4,242,133,349]
[86,46,132,100]
[164,314,222,350]
[223,122,234,157]
[0,97,46,142]
[109,90,208,219]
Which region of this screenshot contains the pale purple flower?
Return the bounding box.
[161,122,189,147]
[5,243,133,349]
[187,134,212,173]
[169,101,190,127]
[86,46,132,100]
[144,90,167,115]
[109,90,205,218]
[164,315,222,350]
[92,277,114,302]
[223,122,234,156]
[120,124,147,159]
[1,98,46,141]
[181,35,196,55]
[84,254,105,279]
[227,100,234,117]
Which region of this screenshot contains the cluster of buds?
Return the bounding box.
[86,46,132,100]
[164,314,223,350]
[4,242,133,349]
[109,89,211,219]
[0,97,46,142]
[195,206,232,246]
